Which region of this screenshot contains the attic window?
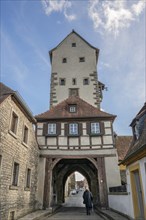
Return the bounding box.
[79,57,85,62]
[72,43,76,47]
[62,58,67,63]
[69,105,77,113]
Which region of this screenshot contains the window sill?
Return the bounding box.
[9,130,17,139]
[45,134,58,137]
[68,135,80,137]
[9,185,19,190]
[22,141,28,148]
[90,133,103,136]
[24,187,30,191]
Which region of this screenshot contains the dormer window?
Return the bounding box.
[69,105,76,113]
[133,113,146,140]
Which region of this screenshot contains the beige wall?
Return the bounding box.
[50,32,100,107]
[0,96,39,220]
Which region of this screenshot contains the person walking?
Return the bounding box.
[83,187,93,215]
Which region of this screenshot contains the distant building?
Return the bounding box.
[115,135,132,184]
[0,83,39,220]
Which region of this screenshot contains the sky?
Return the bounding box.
[1,0,146,136]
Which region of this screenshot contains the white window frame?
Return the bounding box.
[69,106,76,113]
[69,123,78,135]
[91,122,100,134]
[48,123,56,135]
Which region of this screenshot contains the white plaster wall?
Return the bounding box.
[108,194,134,219]
[37,136,45,145]
[80,136,90,145]
[104,121,111,127]
[51,33,98,106]
[105,156,121,188]
[105,128,112,135]
[58,137,67,145]
[69,137,79,146]
[91,136,101,145]
[47,137,57,145]
[37,157,46,208]
[103,136,113,144]
[37,129,43,136]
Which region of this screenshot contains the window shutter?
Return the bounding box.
[79,123,82,136]
[86,122,91,135]
[56,123,61,136]
[100,122,105,135]
[64,124,68,136]
[43,123,48,136]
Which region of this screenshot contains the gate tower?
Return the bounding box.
[35,30,121,209]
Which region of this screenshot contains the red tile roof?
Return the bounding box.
[115,136,132,161]
[35,96,116,121]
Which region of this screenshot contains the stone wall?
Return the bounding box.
[0,96,39,220]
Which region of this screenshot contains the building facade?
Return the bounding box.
[0,83,39,220]
[35,30,121,209]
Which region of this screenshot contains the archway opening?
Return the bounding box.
[51,158,99,207]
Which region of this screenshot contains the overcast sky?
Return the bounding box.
[1,0,146,135]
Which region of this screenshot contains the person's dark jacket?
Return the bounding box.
[83,189,93,208]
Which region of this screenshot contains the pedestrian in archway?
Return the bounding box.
[83,187,93,215]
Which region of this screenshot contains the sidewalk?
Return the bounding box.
[18,209,52,220]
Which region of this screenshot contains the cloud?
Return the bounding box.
[88,0,145,36]
[41,0,76,21]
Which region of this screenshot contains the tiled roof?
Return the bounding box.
[0,82,35,123]
[115,136,132,161]
[122,103,146,164]
[123,119,146,162]
[0,82,15,103]
[49,30,99,63]
[35,96,116,120]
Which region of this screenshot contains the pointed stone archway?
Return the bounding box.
[43,156,108,209]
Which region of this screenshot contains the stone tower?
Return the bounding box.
[49,30,105,108]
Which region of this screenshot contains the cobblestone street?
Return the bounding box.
[41,191,129,220]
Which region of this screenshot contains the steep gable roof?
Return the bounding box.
[122,103,146,165]
[0,82,35,123]
[49,30,99,63]
[35,96,116,121]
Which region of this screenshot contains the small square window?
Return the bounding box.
[72,43,76,47]
[69,105,76,113]
[23,126,28,144]
[83,78,89,85]
[62,58,67,63]
[26,168,31,188]
[10,112,18,134]
[79,57,85,62]
[48,123,56,135]
[60,78,66,85]
[91,122,100,134]
[69,88,79,96]
[12,162,19,186]
[72,78,76,85]
[69,123,78,135]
